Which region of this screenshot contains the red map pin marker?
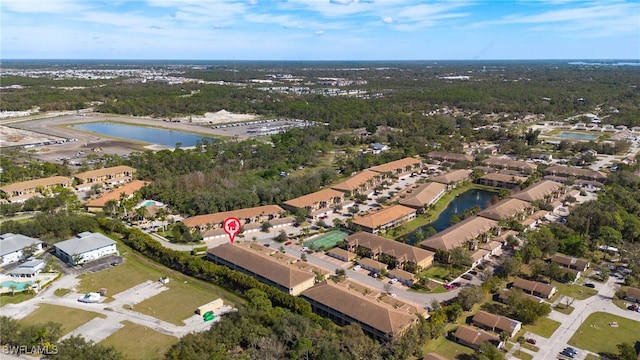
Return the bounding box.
[223,217,241,244]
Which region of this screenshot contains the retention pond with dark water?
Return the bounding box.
[407,188,497,244]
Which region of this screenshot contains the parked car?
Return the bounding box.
[353,265,362,271]
[461,273,473,280]
[584,283,595,288]
[369,272,380,278]
[300,246,309,252]
[389,278,399,284]
[284,241,292,246]
[469,270,478,276]
[560,350,576,358]
[526,338,536,345]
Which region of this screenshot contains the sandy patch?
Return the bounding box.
[177,109,258,124]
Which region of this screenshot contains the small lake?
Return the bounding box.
[556,131,600,141]
[72,122,215,148]
[407,188,497,244]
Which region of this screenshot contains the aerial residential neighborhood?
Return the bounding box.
[1,58,640,360]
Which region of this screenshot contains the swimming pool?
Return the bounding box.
[1,280,34,291]
[556,132,600,140]
[142,200,155,207]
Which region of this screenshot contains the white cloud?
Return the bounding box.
[469,3,640,37]
[383,16,393,24]
[1,0,88,14]
[315,30,324,35]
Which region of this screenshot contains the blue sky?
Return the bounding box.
[1,0,639,60]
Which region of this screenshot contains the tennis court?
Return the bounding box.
[304,230,349,249]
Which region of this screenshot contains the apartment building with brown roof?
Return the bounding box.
[282,188,346,219]
[182,205,287,232]
[550,254,590,272]
[545,165,607,182]
[369,157,423,177]
[331,170,383,196]
[346,231,434,271]
[0,176,73,203]
[351,205,417,234]
[399,182,447,212]
[84,180,149,212]
[478,173,527,190]
[426,151,474,164]
[453,325,503,350]
[477,198,534,222]
[206,243,317,295]
[419,216,499,253]
[301,281,422,341]
[511,180,565,203]
[430,169,472,189]
[625,287,640,303]
[512,277,556,299]
[74,165,136,190]
[483,158,537,175]
[472,310,522,338]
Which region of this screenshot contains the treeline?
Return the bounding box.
[0,317,124,360]
[3,64,640,128]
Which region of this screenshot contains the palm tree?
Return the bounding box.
[9,284,17,296]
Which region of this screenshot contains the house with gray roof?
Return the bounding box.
[54,232,118,265]
[0,233,44,266]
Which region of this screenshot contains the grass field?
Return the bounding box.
[132,278,221,325]
[0,292,34,307]
[19,304,106,335]
[77,257,163,301]
[552,281,598,300]
[520,317,562,338]
[100,320,178,360]
[568,312,640,354]
[304,230,348,250]
[422,335,475,359]
[553,304,575,315]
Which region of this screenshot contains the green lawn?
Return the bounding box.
[552,281,598,300]
[553,304,575,315]
[520,317,561,338]
[77,256,163,301]
[19,304,106,335]
[584,354,601,360]
[0,292,34,307]
[568,312,640,354]
[422,335,475,360]
[100,320,178,360]
[77,246,242,308]
[131,277,222,326]
[522,342,539,352]
[54,288,71,297]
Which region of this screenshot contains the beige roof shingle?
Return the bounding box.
[347,231,434,267]
[512,277,555,298]
[454,325,500,346]
[182,205,285,228]
[352,205,416,229]
[0,176,72,192]
[511,180,563,202]
[472,310,521,334]
[301,281,419,338]
[283,188,344,209]
[430,169,472,184]
[399,182,447,209]
[477,198,532,221]
[206,243,315,290]
[84,180,149,208]
[332,170,380,192]
[369,157,422,174]
[74,165,136,180]
[420,216,498,252]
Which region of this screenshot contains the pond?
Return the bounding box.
[555,131,600,141]
[407,188,497,244]
[72,122,215,148]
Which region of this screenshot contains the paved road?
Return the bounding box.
[2,272,231,342]
[530,275,640,360]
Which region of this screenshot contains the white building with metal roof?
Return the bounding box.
[54,232,118,265]
[0,233,44,266]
